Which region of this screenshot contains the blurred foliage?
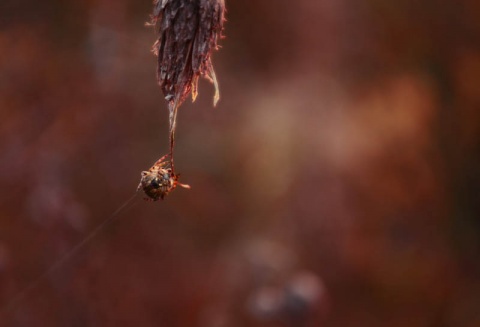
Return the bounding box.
[0,0,480,326]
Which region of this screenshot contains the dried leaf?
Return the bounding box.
[151,0,225,108]
[149,0,226,163]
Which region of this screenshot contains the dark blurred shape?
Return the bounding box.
[247,271,326,327]
[243,240,327,327]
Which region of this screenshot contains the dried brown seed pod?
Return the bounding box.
[149,0,226,159]
[150,0,225,107]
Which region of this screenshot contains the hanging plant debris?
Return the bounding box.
[139,0,226,201]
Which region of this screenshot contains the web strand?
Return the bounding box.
[0,193,139,317]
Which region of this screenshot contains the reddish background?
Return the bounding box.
[0,1,480,326]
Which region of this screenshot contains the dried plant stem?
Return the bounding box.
[168,99,180,172]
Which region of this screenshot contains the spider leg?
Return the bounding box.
[177,183,191,189]
[152,154,171,168]
[137,171,149,191]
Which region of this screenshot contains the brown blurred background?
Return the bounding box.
[1,0,480,326]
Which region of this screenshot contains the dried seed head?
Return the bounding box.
[150,0,225,108]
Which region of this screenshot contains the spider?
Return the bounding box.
[137,154,190,201]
